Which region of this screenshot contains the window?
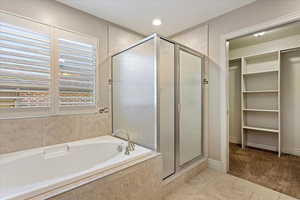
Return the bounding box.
[58,38,97,108]
[0,21,51,112]
[0,13,99,118]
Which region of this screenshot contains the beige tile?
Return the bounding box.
[0,113,111,155]
[72,114,109,140]
[48,155,162,200]
[187,168,226,188]
[184,160,209,181]
[200,174,252,200]
[162,160,208,196]
[250,192,280,200]
[0,117,45,154]
[164,192,202,200]
[44,115,78,146]
[74,181,103,200]
[49,191,78,200]
[164,169,293,200]
[177,183,204,196]
[278,194,299,200]
[234,178,280,200]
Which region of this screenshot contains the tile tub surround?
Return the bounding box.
[48,154,163,200]
[164,168,298,200]
[0,113,111,154]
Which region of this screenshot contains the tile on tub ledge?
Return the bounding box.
[48,155,163,200]
[44,115,78,146]
[0,117,45,154]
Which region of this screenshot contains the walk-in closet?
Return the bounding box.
[228,21,300,197]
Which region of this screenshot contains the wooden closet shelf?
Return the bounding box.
[243,126,279,133]
[240,51,281,156]
[242,90,279,93]
[243,69,278,75]
[243,109,279,112]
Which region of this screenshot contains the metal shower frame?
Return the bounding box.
[111,33,206,176]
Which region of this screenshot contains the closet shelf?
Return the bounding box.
[240,51,281,156]
[242,69,278,76]
[243,126,279,133]
[242,90,279,93]
[243,109,279,112]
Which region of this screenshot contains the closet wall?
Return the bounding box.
[230,30,300,60]
[229,60,241,144]
[229,28,300,156]
[281,50,300,156]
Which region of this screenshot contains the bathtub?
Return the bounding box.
[0,135,152,200]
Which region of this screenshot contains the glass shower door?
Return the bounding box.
[112,39,157,150]
[159,39,175,178]
[178,49,203,166]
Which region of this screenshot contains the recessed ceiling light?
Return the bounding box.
[152,19,162,26]
[254,32,265,37]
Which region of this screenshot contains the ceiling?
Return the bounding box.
[56,0,256,36]
[230,21,300,49]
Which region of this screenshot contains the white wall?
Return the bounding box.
[230,34,300,60]
[229,60,241,144]
[281,50,300,156]
[170,0,300,161]
[0,0,144,154]
[171,25,209,55]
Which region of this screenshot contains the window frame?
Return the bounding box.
[0,11,100,119]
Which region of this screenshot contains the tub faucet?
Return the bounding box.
[112,130,135,155]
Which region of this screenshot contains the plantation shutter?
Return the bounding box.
[0,15,51,113]
[0,13,99,118]
[57,30,97,111]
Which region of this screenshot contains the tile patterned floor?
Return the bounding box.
[164,168,298,200]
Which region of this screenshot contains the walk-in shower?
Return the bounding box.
[111,34,204,179]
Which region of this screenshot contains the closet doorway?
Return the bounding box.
[227,21,300,199]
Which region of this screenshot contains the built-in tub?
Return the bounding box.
[0,136,152,200]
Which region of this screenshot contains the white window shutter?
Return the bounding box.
[0,20,51,113]
[56,30,98,113]
[0,12,99,118]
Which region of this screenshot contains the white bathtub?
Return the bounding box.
[0,136,152,200]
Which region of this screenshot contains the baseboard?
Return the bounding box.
[229,136,241,144]
[247,142,277,152]
[295,148,300,156]
[247,143,300,156]
[283,147,300,156]
[208,159,225,172]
